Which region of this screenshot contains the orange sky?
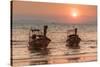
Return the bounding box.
[12,1,97,24]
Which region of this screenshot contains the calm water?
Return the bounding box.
[12,24,97,66]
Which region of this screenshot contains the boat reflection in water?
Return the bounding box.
[29,45,81,65]
[29,48,49,65]
[66,48,80,63]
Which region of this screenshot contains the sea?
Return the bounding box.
[11,23,97,66]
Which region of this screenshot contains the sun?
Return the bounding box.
[71,9,79,18]
[72,12,77,17]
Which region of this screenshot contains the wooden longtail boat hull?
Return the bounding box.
[28,25,51,50]
[28,37,51,50]
[66,35,81,49]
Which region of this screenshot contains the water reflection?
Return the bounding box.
[29,48,49,65]
[29,45,81,65]
[66,48,80,55]
[67,57,80,63]
[66,48,80,63]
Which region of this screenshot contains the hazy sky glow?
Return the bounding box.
[12,1,97,24]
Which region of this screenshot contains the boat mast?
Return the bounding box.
[43,25,48,37]
[75,28,77,35]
